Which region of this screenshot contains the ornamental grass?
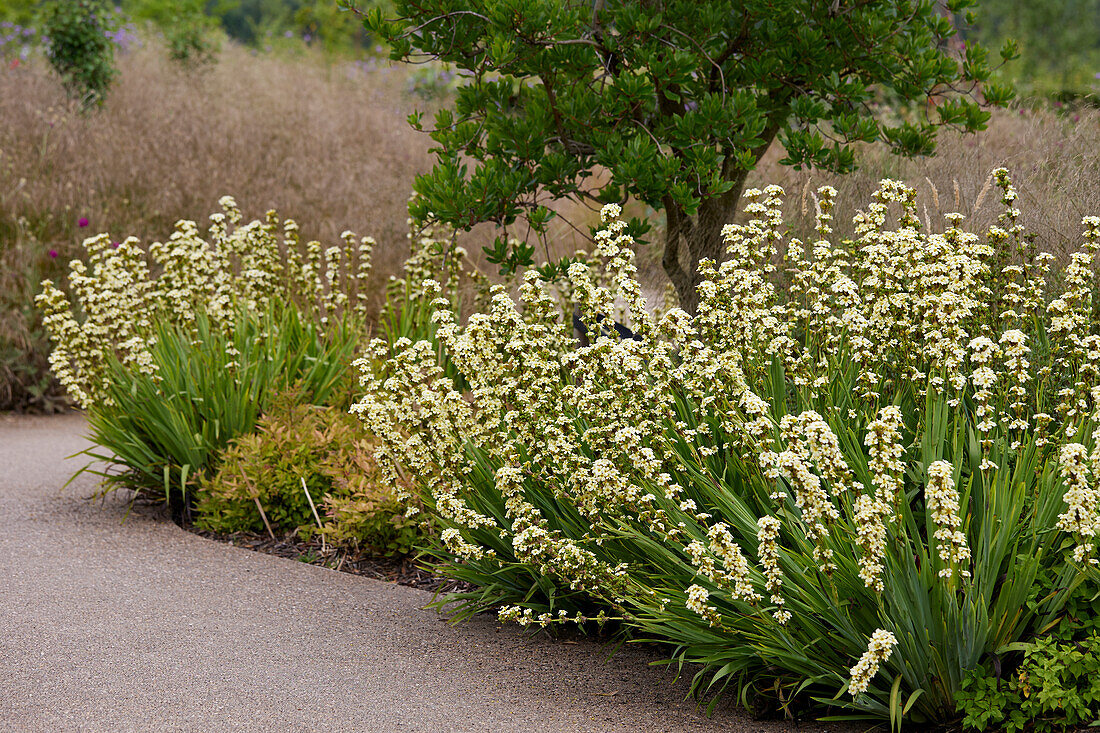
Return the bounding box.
[354,171,1100,725]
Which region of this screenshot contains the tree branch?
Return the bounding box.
[397,11,492,40]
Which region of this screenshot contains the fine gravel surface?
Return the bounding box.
[0,414,853,733]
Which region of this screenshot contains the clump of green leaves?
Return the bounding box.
[958,636,1100,732]
[126,0,219,68]
[40,0,118,107]
[196,401,347,538]
[320,434,425,558]
[197,398,424,556]
[163,8,218,69]
[957,579,1100,732]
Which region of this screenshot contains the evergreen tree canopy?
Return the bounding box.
[367,0,1015,310]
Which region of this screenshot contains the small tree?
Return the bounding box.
[363,0,1014,311]
[41,0,118,108]
[126,0,220,69]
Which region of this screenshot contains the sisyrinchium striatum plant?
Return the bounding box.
[36,198,373,517]
[352,170,1100,725]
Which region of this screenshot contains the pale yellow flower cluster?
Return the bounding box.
[1057,443,1100,563]
[865,407,904,508]
[849,629,898,696]
[926,461,971,580]
[685,583,721,627]
[37,198,375,408]
[852,494,888,593]
[777,415,840,574]
[37,234,154,406]
[1050,217,1100,435]
[440,527,489,560]
[969,335,998,441]
[756,515,790,624]
[686,522,761,605]
[497,604,598,628]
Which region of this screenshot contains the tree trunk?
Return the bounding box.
[662,169,751,314]
[662,127,780,314]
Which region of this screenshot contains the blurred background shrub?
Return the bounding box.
[39,0,119,107]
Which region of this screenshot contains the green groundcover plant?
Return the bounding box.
[956,567,1100,731]
[957,634,1100,731]
[197,398,426,556]
[354,171,1100,725]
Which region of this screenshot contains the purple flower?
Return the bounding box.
[111,241,120,249]
[48,249,58,259]
[78,217,89,228]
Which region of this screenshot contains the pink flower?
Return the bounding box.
[48,249,58,258]
[78,217,89,228]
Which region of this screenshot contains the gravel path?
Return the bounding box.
[0,415,847,732]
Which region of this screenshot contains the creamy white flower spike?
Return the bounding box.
[865,406,905,509]
[853,494,889,592]
[849,629,898,696]
[926,461,971,579]
[1057,444,1100,563]
[756,516,790,624]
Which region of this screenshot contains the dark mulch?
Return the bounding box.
[122,491,473,595]
[188,525,473,595]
